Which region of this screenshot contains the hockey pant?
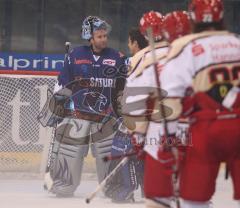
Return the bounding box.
[144,153,173,207]
[179,110,240,203]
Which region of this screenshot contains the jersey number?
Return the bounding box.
[208,65,240,101]
[209,65,240,83]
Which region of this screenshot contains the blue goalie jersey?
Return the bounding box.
[58,45,126,118]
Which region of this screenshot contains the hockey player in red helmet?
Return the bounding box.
[162,11,191,43]
[122,11,192,208]
[139,11,164,41]
[140,10,191,70]
[122,10,168,160]
[189,0,224,23]
[159,0,240,207]
[125,11,168,75]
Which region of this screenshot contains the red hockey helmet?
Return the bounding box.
[189,0,224,23]
[139,11,163,40]
[162,11,191,43]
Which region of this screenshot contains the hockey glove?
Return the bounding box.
[157,136,184,176]
[131,133,146,160]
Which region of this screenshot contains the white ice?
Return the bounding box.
[0,168,238,208]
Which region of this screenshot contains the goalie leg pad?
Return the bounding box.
[51,142,89,196]
[104,158,138,202]
[56,118,91,145]
[91,117,117,143]
[47,118,91,196]
[91,136,114,183]
[104,132,139,202]
[135,159,145,196]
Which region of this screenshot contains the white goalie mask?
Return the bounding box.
[81,16,111,40]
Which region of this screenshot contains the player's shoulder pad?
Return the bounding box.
[134,51,168,78]
[128,41,169,76]
[154,41,169,50]
[137,44,169,75]
[127,47,149,76]
[166,30,232,62]
[128,41,168,76]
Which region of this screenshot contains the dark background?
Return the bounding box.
[0,0,240,55]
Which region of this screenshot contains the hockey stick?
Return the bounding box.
[103,151,137,162]
[146,28,180,208]
[65,42,71,58]
[43,123,57,190]
[43,41,72,191]
[85,157,129,204]
[225,163,229,180]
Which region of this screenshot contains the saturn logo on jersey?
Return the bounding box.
[102,59,116,66]
[90,77,116,88]
[82,91,108,113]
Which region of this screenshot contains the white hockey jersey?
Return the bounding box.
[122,31,240,160]
[161,30,240,123]
[121,41,169,160]
[127,41,169,76]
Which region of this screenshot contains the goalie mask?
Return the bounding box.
[81,16,111,40]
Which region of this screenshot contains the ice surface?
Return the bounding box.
[0,168,238,208]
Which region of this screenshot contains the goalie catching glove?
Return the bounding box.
[38,87,73,127]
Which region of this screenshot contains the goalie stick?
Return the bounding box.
[85,157,129,204]
[146,28,180,208]
[43,123,57,190]
[43,41,71,191]
[65,42,71,59]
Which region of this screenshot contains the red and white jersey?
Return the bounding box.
[161,30,240,122]
[138,55,172,160]
[122,42,168,134]
[127,41,169,77]
[122,42,169,160]
[132,31,240,160]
